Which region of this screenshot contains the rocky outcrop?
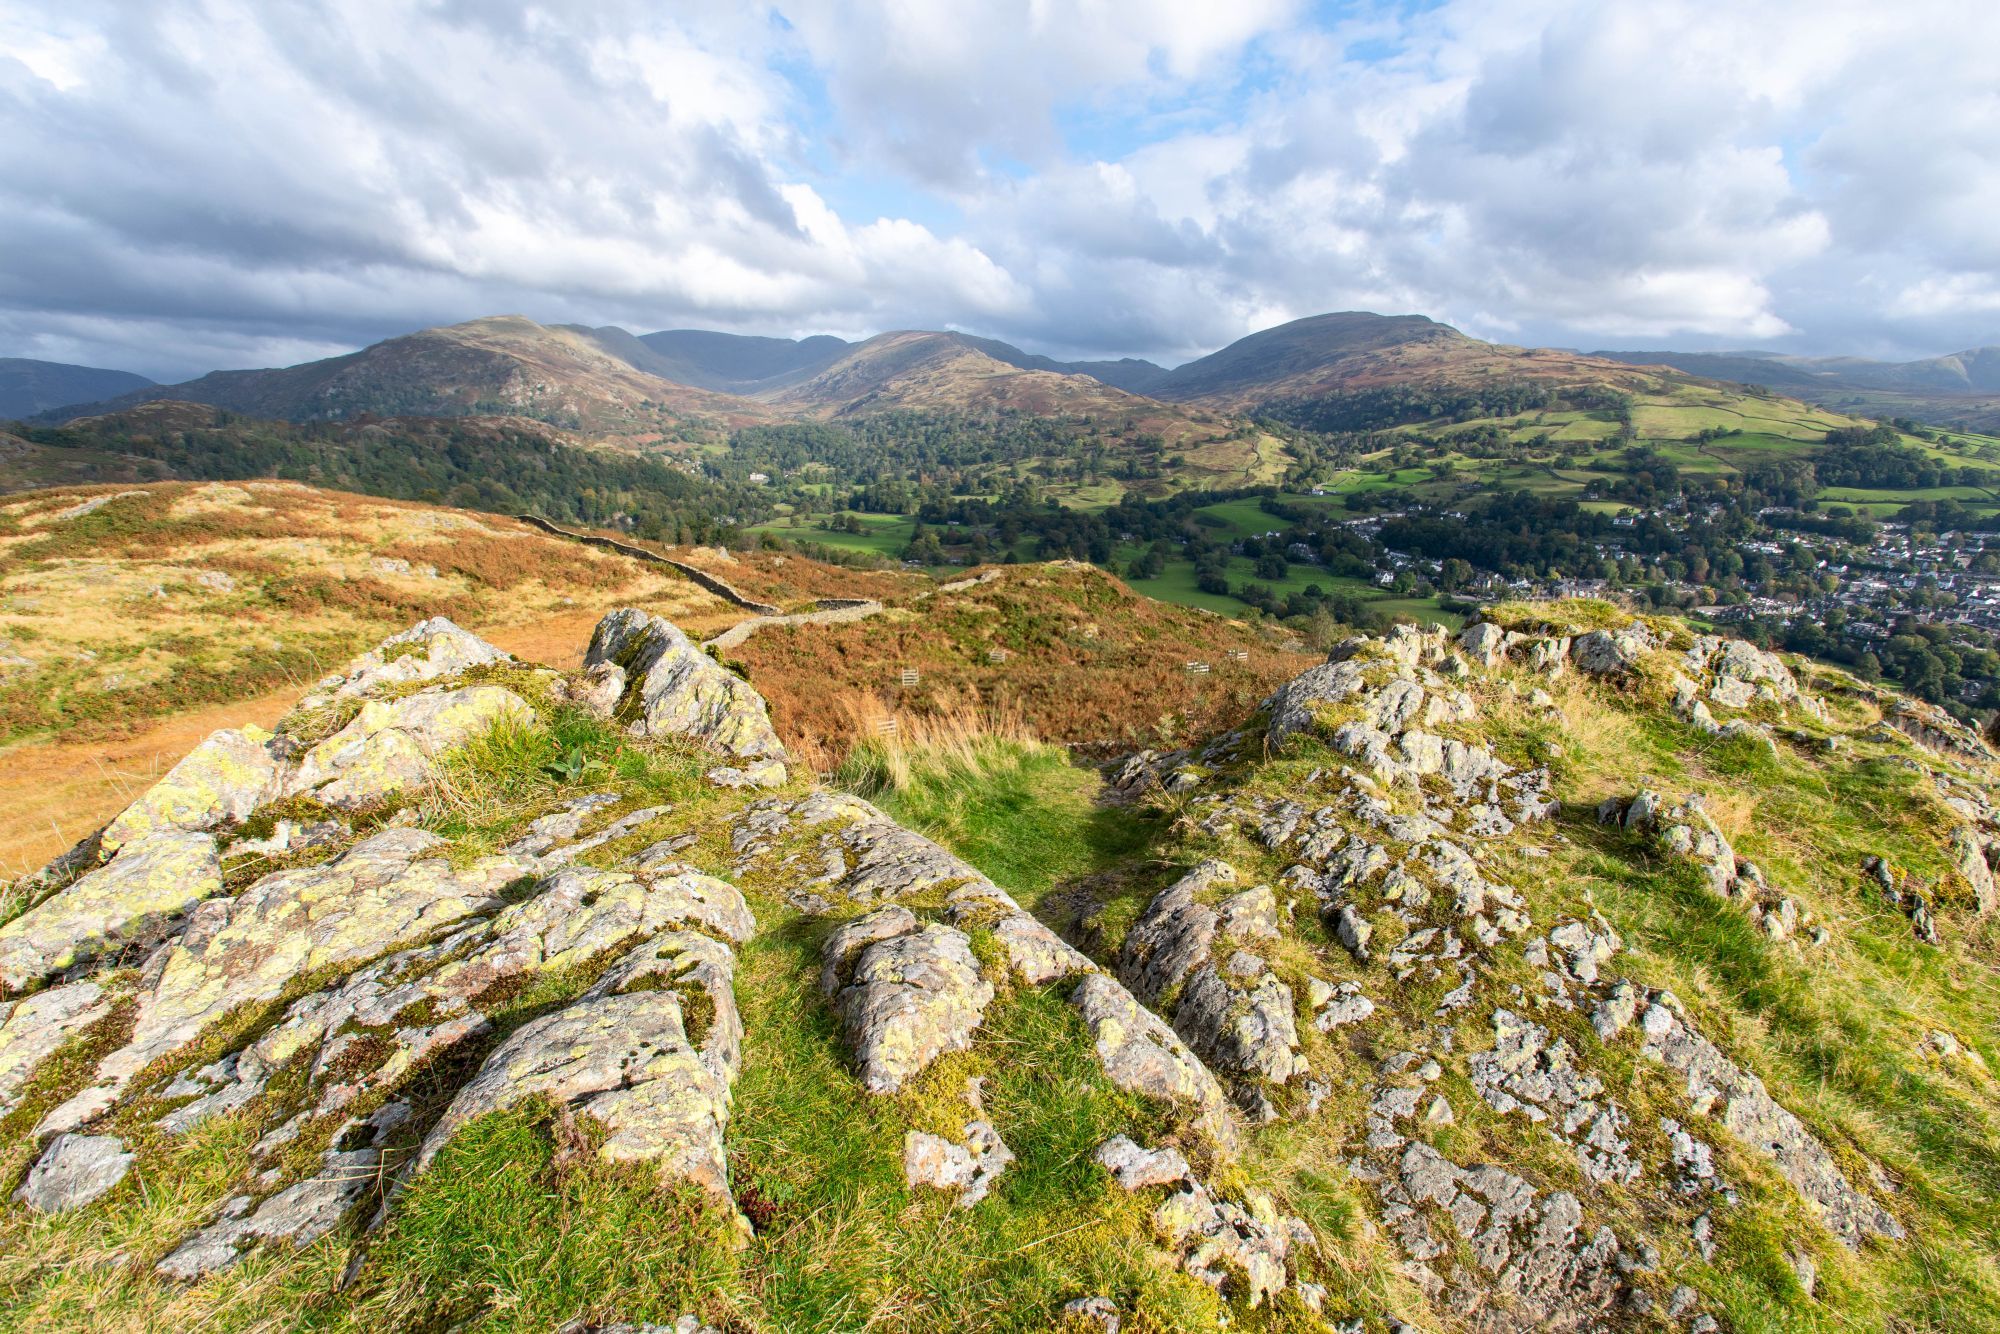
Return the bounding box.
[584,608,788,784]
[0,828,221,993]
[38,828,531,1137]
[1597,983,1903,1248]
[289,684,536,809]
[297,615,512,709]
[415,923,747,1199]
[1114,863,1306,1099]
[821,911,993,1094]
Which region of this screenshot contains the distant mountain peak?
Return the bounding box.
[0,357,156,421]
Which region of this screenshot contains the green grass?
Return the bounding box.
[744,513,916,559]
[837,731,1157,907]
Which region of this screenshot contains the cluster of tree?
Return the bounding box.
[19,412,766,545]
[721,410,1166,497]
[1259,381,1567,433]
[1818,425,1997,491]
[1759,614,2000,710]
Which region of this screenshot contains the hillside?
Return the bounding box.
[1153,313,1669,412]
[3,594,1998,1331]
[0,359,154,421]
[754,331,1292,486]
[1,402,767,543]
[49,318,772,442]
[1597,347,2000,433]
[726,561,1316,761]
[0,481,754,870]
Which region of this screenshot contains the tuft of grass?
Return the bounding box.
[833,702,1156,908]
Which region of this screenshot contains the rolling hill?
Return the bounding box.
[1597,345,2000,431]
[1151,311,1667,411]
[0,358,154,420]
[48,317,773,441]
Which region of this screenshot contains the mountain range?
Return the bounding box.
[21,311,1659,437]
[17,312,2000,442]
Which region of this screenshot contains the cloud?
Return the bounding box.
[0,0,1994,379]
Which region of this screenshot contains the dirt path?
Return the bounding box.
[0,611,633,879]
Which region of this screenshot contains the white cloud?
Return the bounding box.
[0,0,1995,379]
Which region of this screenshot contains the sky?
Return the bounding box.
[1,0,1997,382]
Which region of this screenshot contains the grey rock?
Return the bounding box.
[584,608,788,774]
[1629,989,1903,1246]
[1061,1295,1120,1331]
[41,830,532,1136]
[1117,861,1232,1003]
[15,1132,133,1212]
[0,981,114,1115]
[1094,1134,1192,1190]
[1332,904,1373,962]
[1173,959,1308,1085]
[157,1147,379,1278]
[833,919,993,1094]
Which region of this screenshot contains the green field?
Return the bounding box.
[745,512,917,559]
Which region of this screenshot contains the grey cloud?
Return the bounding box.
[0,0,1996,381]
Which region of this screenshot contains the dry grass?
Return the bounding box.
[0,480,738,747]
[737,563,1314,763]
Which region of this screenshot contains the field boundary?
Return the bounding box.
[516,514,784,615]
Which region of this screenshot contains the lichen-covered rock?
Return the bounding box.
[298,615,511,709]
[827,915,993,1094]
[15,1132,133,1213]
[1886,698,1993,761]
[100,727,286,853]
[164,866,755,1135]
[416,925,745,1199]
[585,608,787,778]
[903,1120,1015,1207]
[42,829,529,1134]
[1601,988,1903,1248]
[0,829,221,993]
[289,684,536,809]
[0,981,115,1114]
[1070,973,1236,1149]
[947,880,1094,984]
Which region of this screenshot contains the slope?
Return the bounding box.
[2,600,1998,1333]
[49,317,772,442]
[0,359,154,421]
[760,330,1285,475]
[1597,347,2000,432]
[1154,312,1667,411]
